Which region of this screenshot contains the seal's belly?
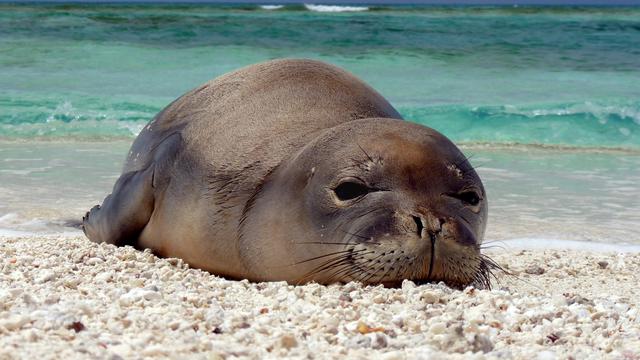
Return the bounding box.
[138,184,247,278]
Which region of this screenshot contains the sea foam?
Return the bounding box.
[0,213,82,237]
[497,238,640,253]
[260,5,284,10]
[304,4,369,12]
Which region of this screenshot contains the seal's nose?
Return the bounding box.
[412,215,424,237]
[412,213,444,239]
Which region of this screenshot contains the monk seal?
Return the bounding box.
[83,59,496,288]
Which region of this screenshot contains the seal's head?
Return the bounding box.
[240,118,495,288]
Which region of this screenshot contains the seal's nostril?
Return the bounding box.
[413,216,424,237]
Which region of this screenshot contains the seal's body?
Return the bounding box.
[84,59,493,288]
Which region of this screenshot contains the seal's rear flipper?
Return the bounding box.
[63,219,83,229]
[82,165,155,246]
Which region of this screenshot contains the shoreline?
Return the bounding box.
[3,229,640,253]
[1,235,638,359]
[2,138,640,155]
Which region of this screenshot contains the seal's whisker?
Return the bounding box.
[295,257,350,285]
[454,153,475,170]
[322,264,350,283]
[340,222,385,246]
[359,265,382,284]
[350,156,371,170]
[299,253,368,285]
[300,252,354,273]
[295,250,374,284]
[369,253,397,284]
[313,250,371,272]
[454,153,487,178]
[354,251,389,284]
[482,239,508,245]
[325,262,367,283]
[480,244,507,251]
[375,256,398,283]
[459,213,474,227]
[339,230,368,240]
[356,143,375,163]
[354,207,384,220]
[271,246,361,270]
[392,257,407,281]
[323,260,362,284]
[337,254,372,284]
[476,259,495,289]
[294,242,359,246]
[481,254,506,275]
[470,253,509,290]
[337,249,389,284]
[480,253,544,291]
[342,230,366,247]
[290,249,358,266]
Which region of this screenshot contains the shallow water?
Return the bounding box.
[1,4,639,250]
[1,141,638,248]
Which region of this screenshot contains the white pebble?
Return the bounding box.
[369,332,388,349]
[429,322,447,334]
[537,350,556,360]
[35,270,55,284]
[420,291,439,304]
[85,257,104,265]
[0,315,30,330]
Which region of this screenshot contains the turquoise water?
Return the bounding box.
[1,4,639,148]
[0,4,639,246]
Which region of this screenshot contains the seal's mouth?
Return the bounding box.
[378,252,502,290]
[414,249,503,290]
[294,234,503,289]
[426,231,437,281]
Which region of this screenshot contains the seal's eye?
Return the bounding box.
[334,181,370,201]
[458,191,481,206]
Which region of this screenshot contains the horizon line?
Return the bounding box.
[2,0,640,5]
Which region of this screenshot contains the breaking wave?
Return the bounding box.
[2,97,638,149]
[303,4,369,13]
[259,5,284,10]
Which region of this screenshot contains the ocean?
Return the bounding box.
[0,3,639,248]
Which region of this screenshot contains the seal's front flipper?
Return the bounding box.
[83,164,155,246]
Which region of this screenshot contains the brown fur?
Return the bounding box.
[83,59,491,287]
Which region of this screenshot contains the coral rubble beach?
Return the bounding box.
[1,235,638,359]
[2,4,640,359]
